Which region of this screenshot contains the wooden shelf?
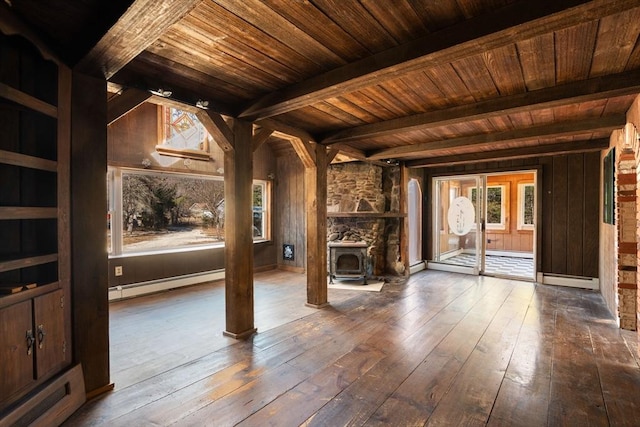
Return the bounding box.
[0,82,57,118]
[0,281,59,310]
[0,207,58,220]
[0,253,58,273]
[0,149,57,171]
[327,212,407,218]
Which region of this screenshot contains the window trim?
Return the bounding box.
[107,167,271,257]
[517,182,535,231]
[155,106,212,161]
[469,184,507,231]
[252,180,271,242]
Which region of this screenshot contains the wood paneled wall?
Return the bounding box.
[424,153,601,278]
[108,103,226,175]
[543,153,600,278]
[275,153,306,272]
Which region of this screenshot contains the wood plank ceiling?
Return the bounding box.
[6,0,640,165]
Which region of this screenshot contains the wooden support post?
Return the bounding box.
[222,119,257,339]
[70,71,110,393]
[278,134,330,307]
[305,144,329,308]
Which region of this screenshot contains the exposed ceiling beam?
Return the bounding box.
[289,138,317,169]
[406,139,610,168]
[252,128,274,152]
[76,0,202,79]
[258,118,317,143]
[145,95,199,113]
[322,69,640,144]
[239,0,638,121]
[196,110,234,153]
[368,115,625,160]
[331,143,390,168]
[0,3,60,64]
[107,88,151,125]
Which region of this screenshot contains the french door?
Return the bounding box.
[432,175,485,275]
[431,172,537,281]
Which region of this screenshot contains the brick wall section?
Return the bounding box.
[637,163,640,334]
[617,153,637,330]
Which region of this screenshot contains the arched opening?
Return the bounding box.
[408,179,423,269]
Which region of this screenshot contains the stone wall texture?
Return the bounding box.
[326,162,402,276]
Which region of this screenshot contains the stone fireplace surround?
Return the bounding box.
[326,162,404,276]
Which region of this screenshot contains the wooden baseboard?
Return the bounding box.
[277,265,305,274]
[0,364,85,427]
[254,264,277,273]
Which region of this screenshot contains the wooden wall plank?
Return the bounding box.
[551,156,568,274]
[540,158,553,274]
[566,154,584,275]
[582,151,600,278]
[276,154,305,272]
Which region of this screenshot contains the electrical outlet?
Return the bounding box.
[115,266,123,276]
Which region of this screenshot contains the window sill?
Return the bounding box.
[109,239,272,259]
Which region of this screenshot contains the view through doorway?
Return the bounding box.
[429,171,536,281]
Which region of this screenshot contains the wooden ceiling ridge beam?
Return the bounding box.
[238,0,638,121]
[322,69,640,144]
[107,88,152,125]
[368,114,625,160]
[76,0,203,79]
[406,138,611,168]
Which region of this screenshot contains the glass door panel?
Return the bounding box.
[432,176,483,274]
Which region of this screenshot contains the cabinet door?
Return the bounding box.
[34,289,68,380]
[0,300,35,403]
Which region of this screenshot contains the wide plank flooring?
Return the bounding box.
[63,270,640,426]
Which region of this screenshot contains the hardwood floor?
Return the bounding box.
[63,270,640,426]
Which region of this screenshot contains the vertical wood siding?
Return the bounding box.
[276,154,306,271]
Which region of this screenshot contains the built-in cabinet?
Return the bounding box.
[0,290,67,408]
[0,30,75,418]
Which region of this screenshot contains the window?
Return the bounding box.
[108,168,270,255]
[469,185,506,230]
[156,107,212,160]
[517,183,535,230]
[253,181,269,240]
[603,148,615,225]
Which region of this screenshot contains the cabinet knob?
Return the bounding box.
[37,324,46,349]
[26,329,35,355]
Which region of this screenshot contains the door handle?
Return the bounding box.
[26,329,35,355]
[37,324,46,349]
